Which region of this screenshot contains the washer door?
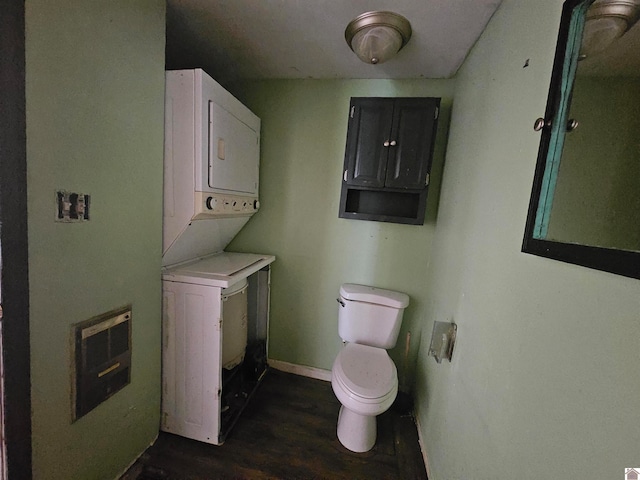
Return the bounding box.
[334,343,397,399]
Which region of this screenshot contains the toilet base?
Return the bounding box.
[336,405,377,453]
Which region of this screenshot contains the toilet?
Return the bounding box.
[331,283,409,453]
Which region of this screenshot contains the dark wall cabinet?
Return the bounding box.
[339,97,440,225]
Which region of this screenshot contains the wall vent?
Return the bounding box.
[73,306,131,421]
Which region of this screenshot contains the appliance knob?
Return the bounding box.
[205,196,215,210]
[253,200,260,210]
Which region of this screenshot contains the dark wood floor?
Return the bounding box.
[121,369,427,480]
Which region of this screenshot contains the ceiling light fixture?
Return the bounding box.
[345,11,412,65]
[580,0,640,59]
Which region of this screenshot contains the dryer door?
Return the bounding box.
[208,100,259,195]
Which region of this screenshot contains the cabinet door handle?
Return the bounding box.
[383,140,390,147]
[390,140,396,146]
[534,117,551,131]
[343,169,348,182]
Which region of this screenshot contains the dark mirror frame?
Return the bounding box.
[522,0,640,280]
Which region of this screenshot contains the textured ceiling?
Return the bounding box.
[166,0,503,86]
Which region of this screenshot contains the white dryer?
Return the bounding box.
[161,69,275,445]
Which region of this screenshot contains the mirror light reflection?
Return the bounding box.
[534,0,640,253]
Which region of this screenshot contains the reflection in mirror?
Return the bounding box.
[523,0,640,279]
[544,1,640,251]
[545,72,640,251]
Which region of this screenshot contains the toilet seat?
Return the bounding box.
[332,343,397,400]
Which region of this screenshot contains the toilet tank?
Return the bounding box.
[338,284,409,349]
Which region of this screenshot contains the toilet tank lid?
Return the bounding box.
[340,284,409,309]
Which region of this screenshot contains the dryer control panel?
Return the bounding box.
[193,192,259,219]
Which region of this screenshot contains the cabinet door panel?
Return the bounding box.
[385,99,438,190]
[345,99,394,187]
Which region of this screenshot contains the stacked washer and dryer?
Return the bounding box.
[160,69,275,445]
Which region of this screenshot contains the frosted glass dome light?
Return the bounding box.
[579,0,640,60]
[345,11,412,65]
[580,16,627,58]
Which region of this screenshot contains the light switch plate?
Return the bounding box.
[56,190,90,222]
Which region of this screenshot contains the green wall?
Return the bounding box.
[22,1,640,478]
[26,1,166,478]
[547,76,640,250]
[229,79,454,389]
[416,1,640,478]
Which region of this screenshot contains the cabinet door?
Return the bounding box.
[344,98,394,188]
[385,98,439,190]
[161,280,223,445]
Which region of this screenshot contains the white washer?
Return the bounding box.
[161,252,275,445]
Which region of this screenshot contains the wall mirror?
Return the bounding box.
[523,0,640,279]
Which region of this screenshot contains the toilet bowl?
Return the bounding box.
[331,343,398,452]
[331,284,409,453]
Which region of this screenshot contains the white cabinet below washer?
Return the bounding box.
[161,256,273,445]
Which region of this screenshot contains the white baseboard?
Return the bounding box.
[414,414,431,479]
[268,358,332,382]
